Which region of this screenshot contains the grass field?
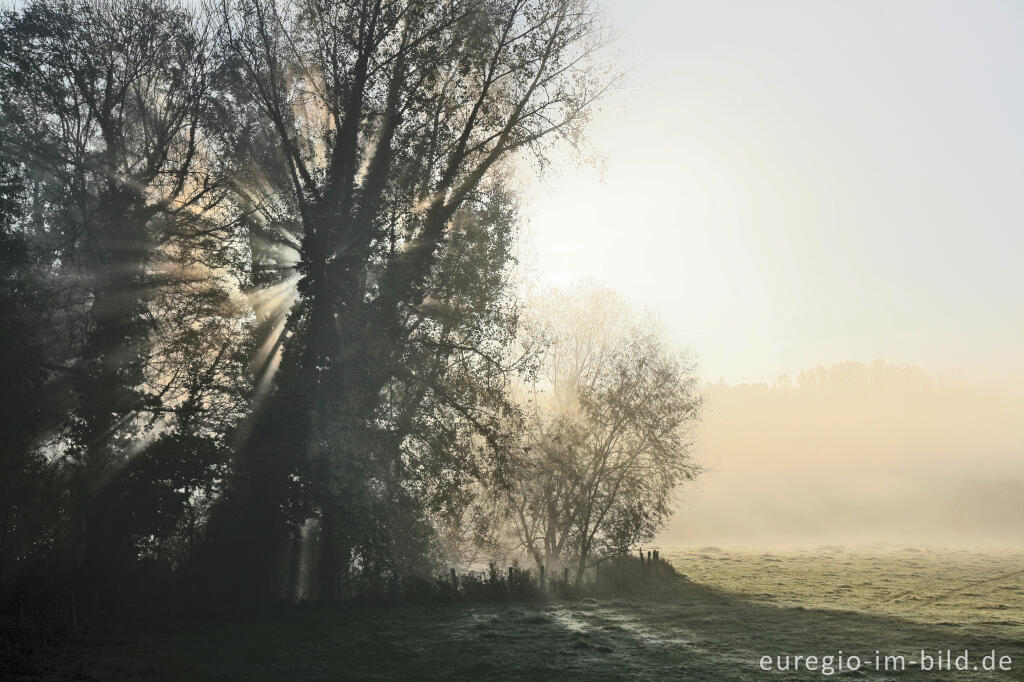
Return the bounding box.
[8,547,1024,680]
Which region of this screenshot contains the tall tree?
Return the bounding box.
[0,0,220,586]
[212,0,609,599]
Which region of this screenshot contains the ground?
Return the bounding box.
[8,548,1024,680]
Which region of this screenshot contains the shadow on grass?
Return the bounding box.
[7,576,1024,680]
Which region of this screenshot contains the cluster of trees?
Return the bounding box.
[0,0,700,609]
[492,286,702,581]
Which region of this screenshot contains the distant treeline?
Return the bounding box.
[0,0,700,615]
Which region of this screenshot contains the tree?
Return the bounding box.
[0,0,611,606]
[0,122,66,591]
[502,284,702,580]
[211,0,610,599]
[0,0,231,588]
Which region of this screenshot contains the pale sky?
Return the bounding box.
[525,0,1024,386]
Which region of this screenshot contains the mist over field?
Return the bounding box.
[662,361,1024,548]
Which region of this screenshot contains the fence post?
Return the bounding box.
[508,566,514,584]
[450,568,457,593]
[540,565,545,589]
[653,550,659,562]
[563,566,568,585]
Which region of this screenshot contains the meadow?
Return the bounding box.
[8,547,1023,680]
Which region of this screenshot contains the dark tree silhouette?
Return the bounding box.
[1,0,225,593]
[0,0,612,611]
[209,0,608,600]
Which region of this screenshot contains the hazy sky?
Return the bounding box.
[525,0,1024,386]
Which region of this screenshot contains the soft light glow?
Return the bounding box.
[525,0,1024,388]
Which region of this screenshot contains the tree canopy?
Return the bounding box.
[0,0,701,610]
[497,285,702,578]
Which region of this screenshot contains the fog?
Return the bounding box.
[660,360,1024,548]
